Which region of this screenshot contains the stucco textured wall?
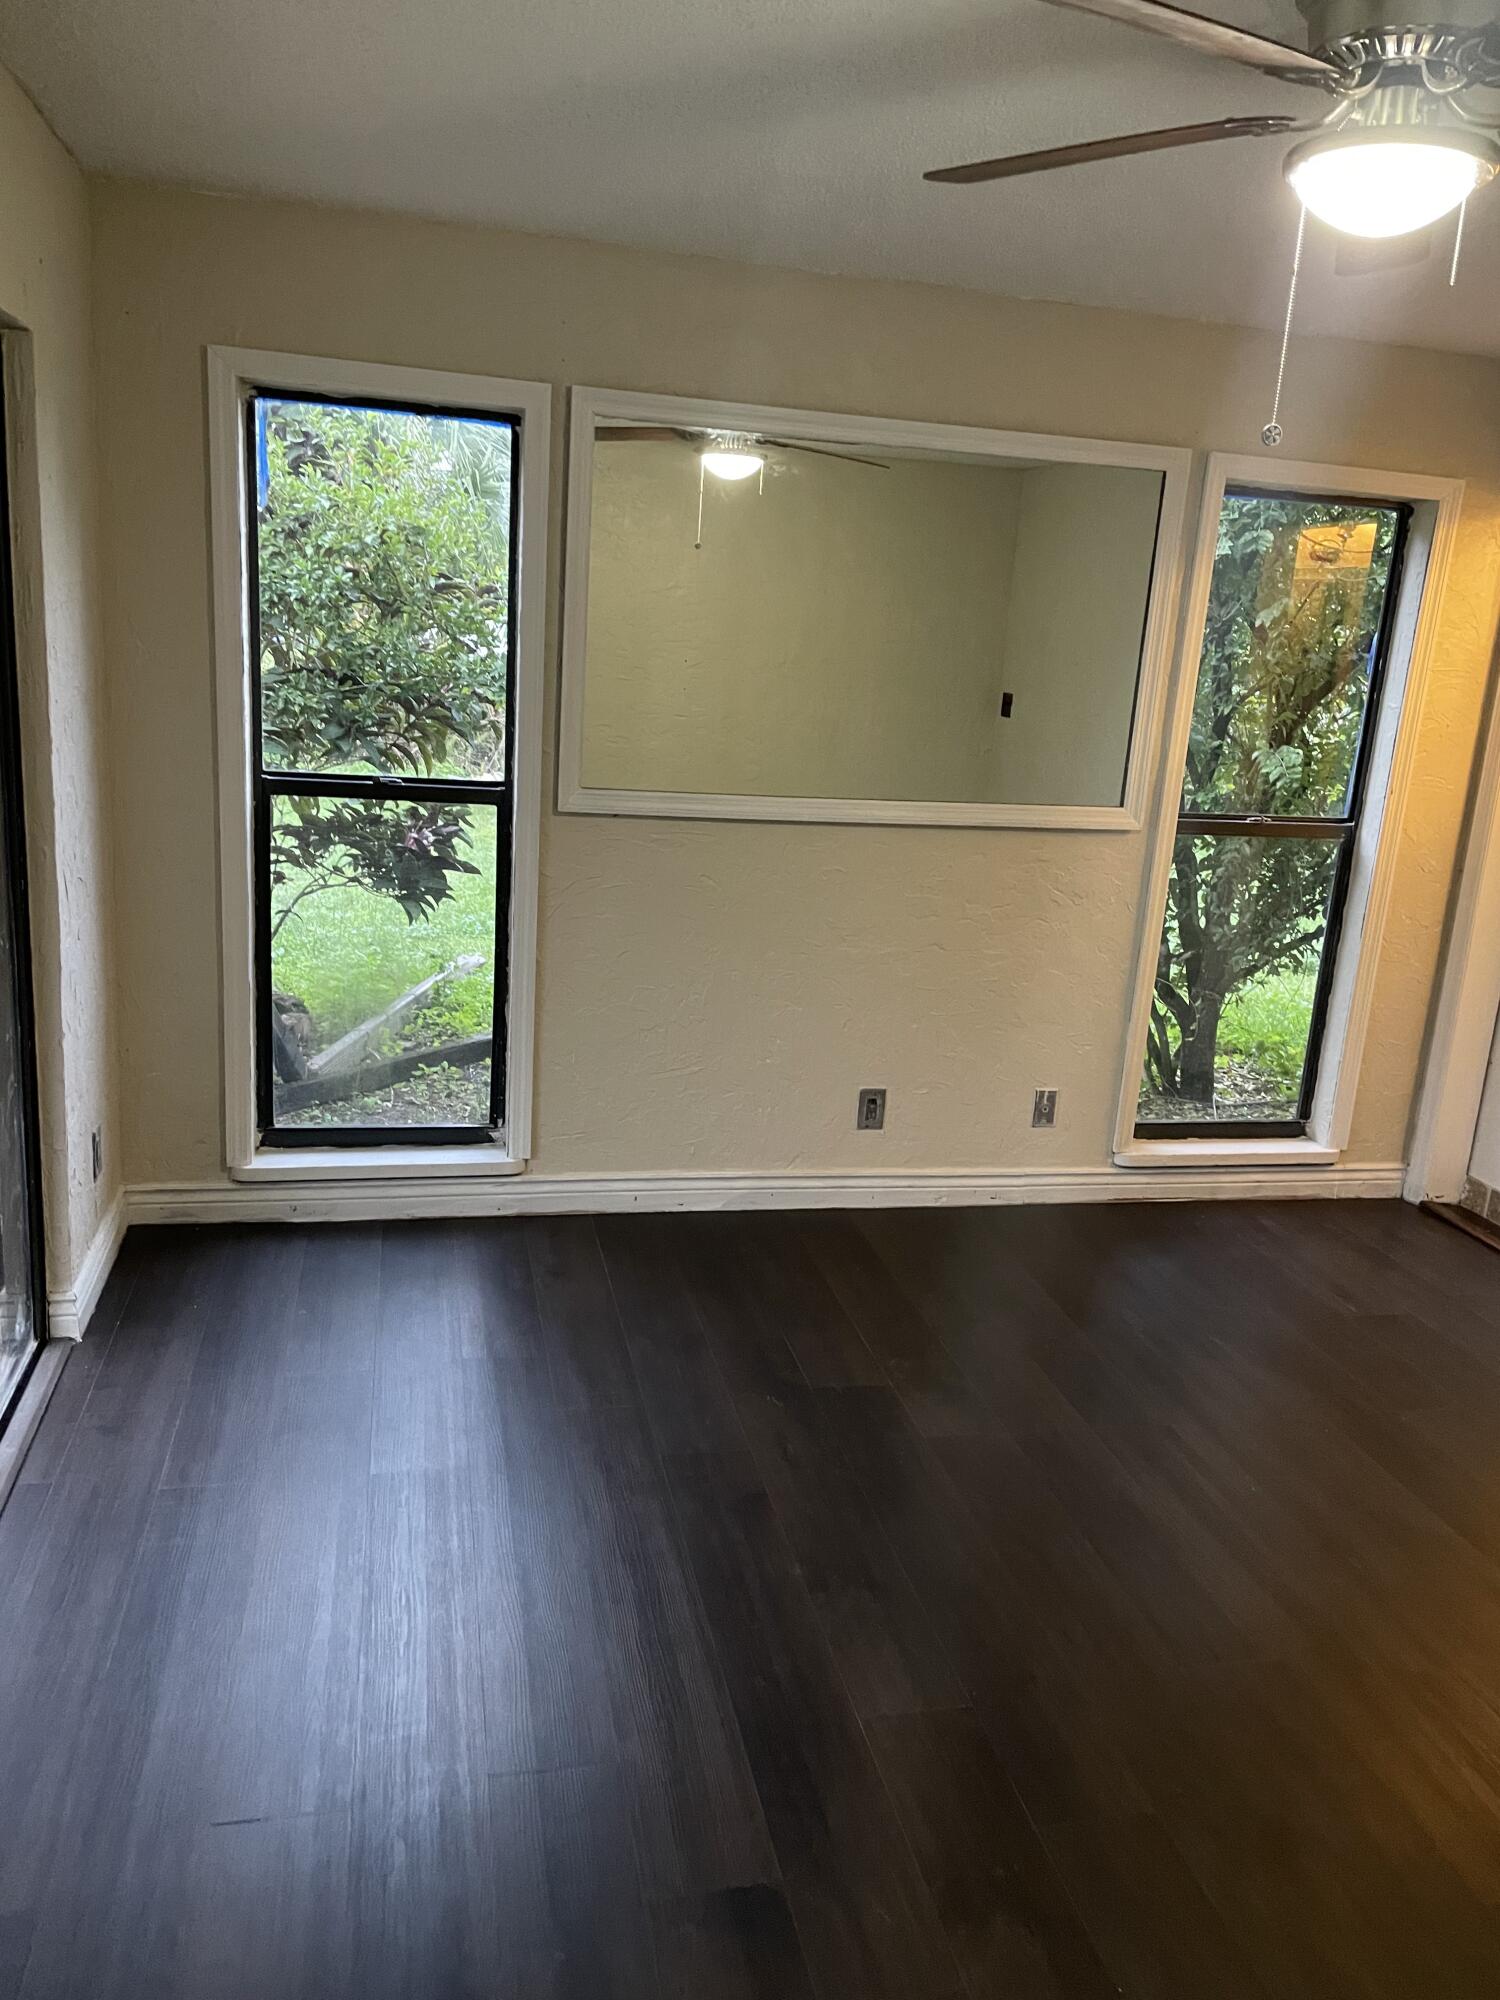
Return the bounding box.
[0,73,118,1287]
[87,177,1500,1185]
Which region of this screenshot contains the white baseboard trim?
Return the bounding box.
[48,1190,126,1340]
[124,1161,1407,1227]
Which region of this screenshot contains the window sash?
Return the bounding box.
[1134,821,1354,1140]
[245,389,519,1147]
[262,772,507,807]
[1177,485,1412,828]
[1176,812,1352,838]
[255,786,511,1146]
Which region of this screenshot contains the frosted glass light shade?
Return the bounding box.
[701,448,764,481]
[1286,134,1496,239]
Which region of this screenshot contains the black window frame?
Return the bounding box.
[245,386,521,1149]
[1135,483,1413,1142]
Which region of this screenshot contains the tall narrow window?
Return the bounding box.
[1135,488,1409,1138]
[248,394,517,1144]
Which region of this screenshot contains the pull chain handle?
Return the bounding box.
[1262,202,1307,450]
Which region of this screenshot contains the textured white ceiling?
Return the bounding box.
[5,0,1500,354]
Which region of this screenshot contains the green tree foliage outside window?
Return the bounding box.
[1142,495,1401,1116]
[257,401,512,931]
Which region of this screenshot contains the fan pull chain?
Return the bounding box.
[1450,196,1468,288]
[1262,201,1307,450]
[695,459,706,549]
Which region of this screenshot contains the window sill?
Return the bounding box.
[231,1143,525,1183]
[1114,1137,1339,1170]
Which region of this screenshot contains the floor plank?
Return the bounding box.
[734,1381,966,1719]
[866,1706,1118,1998]
[665,1457,965,1999]
[651,1884,817,2000]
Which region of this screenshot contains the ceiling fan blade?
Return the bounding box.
[926,114,1301,184]
[1037,0,1341,81]
[595,425,693,442]
[1333,229,1434,275]
[771,440,890,468]
[599,427,890,469]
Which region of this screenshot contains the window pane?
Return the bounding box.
[1181,494,1403,818]
[268,794,497,1130]
[1136,831,1344,1129]
[254,397,512,780]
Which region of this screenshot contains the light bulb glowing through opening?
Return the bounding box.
[1285,139,1494,239]
[700,446,765,481]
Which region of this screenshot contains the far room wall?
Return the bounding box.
[585,445,1162,810]
[986,462,1164,808]
[584,444,1022,804]
[88,177,1500,1189]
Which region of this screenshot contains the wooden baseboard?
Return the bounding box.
[47,1191,126,1340]
[125,1160,1408,1227]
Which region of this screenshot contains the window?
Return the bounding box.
[1134,487,1410,1139]
[247,391,518,1147]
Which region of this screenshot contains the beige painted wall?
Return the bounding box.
[0,72,117,1288]
[88,176,1500,1185]
[583,443,1022,802]
[989,464,1163,808]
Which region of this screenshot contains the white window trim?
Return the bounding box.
[558,386,1192,832]
[206,346,551,1182]
[1113,453,1464,1171]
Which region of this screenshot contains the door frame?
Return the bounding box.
[1405,646,1500,1203]
[0,335,51,1427]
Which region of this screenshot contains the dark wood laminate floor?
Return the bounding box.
[2,1200,1500,1998]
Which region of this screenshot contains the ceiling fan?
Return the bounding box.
[599,425,889,477]
[925,0,1500,244]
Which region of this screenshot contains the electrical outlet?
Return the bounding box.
[91,1127,102,1182]
[1032,1088,1057,1129]
[857,1087,886,1132]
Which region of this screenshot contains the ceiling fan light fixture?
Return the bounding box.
[1285,129,1500,240]
[699,435,765,481]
